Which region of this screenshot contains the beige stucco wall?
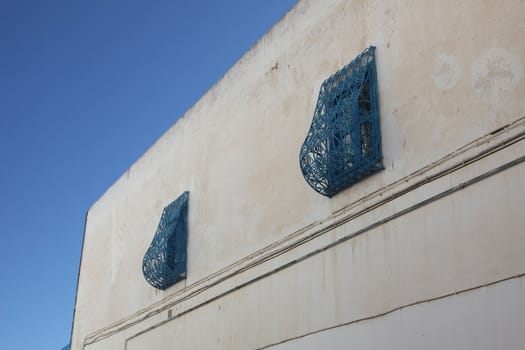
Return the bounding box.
[71,0,525,349]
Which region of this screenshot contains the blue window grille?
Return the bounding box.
[142,191,189,290]
[299,46,383,197]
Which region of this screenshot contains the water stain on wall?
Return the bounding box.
[432,54,461,90]
[472,48,523,111]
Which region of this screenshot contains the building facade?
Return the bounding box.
[71,1,525,349]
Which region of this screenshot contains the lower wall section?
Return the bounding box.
[268,275,525,350]
[124,151,525,350]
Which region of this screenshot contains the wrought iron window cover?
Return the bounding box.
[142,191,189,290]
[299,46,383,197]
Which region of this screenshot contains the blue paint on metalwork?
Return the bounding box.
[142,191,189,290]
[300,46,383,197]
[61,344,70,350]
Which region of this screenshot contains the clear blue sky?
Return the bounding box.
[0,1,296,348]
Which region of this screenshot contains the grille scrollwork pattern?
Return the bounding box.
[142,191,189,290]
[300,46,383,197]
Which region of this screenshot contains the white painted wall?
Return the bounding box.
[267,276,525,350]
[71,0,525,349]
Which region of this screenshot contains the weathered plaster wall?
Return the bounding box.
[267,276,525,350]
[71,0,525,349]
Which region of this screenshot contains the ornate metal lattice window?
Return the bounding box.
[142,191,189,290]
[300,46,383,197]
